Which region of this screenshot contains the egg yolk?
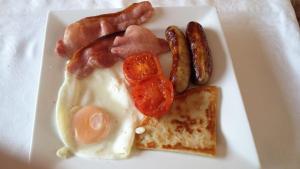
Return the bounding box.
[72,106,111,144]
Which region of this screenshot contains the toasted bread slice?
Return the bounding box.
[135,86,218,156]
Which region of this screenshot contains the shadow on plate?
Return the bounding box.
[205,28,227,85]
[205,28,228,158]
[216,87,227,158]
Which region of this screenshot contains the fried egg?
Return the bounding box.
[55,61,139,159]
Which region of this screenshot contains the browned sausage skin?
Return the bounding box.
[186,21,212,85]
[165,26,191,94]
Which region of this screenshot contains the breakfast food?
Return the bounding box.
[55,1,219,160]
[111,25,169,58]
[67,32,123,79]
[123,52,174,118]
[186,21,212,85]
[135,86,218,156]
[67,25,169,79]
[123,52,162,84]
[56,61,140,159]
[165,26,191,94]
[55,1,154,57]
[131,76,174,118]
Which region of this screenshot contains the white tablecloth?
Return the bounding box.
[0,0,299,168]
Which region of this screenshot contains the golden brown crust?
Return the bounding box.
[186,21,212,85]
[135,86,218,156]
[165,26,191,94]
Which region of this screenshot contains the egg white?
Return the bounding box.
[55,61,139,159]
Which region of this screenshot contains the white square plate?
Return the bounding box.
[31,5,260,169]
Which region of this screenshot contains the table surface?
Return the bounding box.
[1,0,300,169]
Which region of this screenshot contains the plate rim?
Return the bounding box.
[30,5,261,168]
